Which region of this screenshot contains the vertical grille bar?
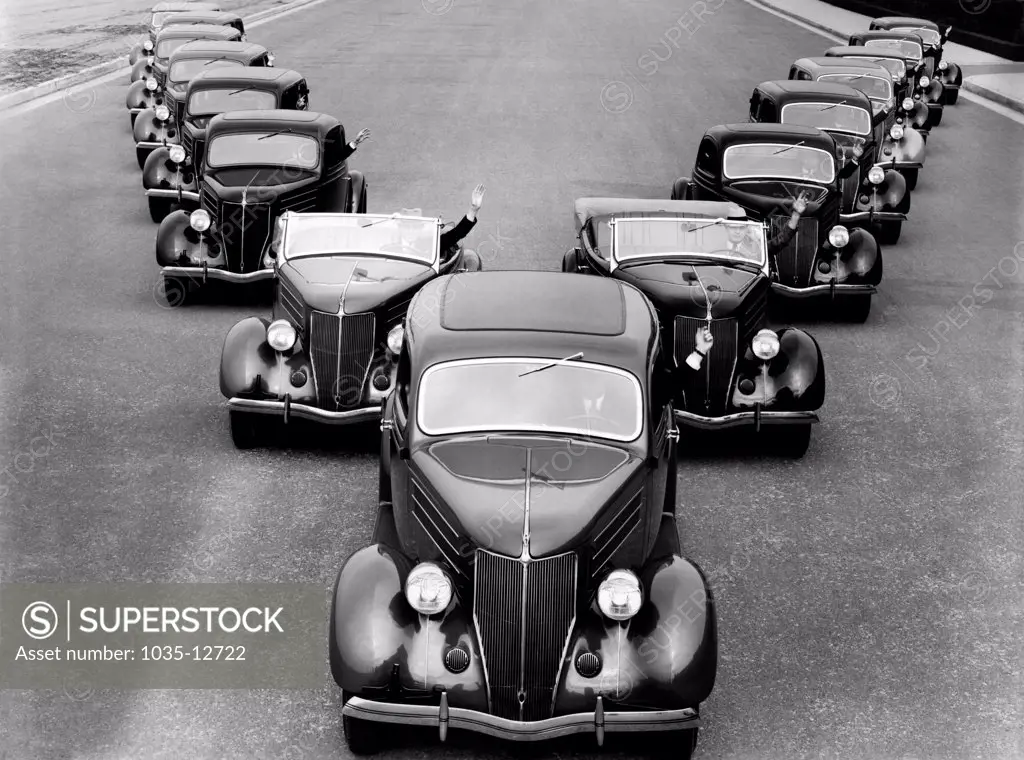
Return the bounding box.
[675,316,738,415]
[308,312,375,411]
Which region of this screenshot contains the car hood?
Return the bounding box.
[279,256,435,314]
[614,262,761,319]
[410,436,644,559]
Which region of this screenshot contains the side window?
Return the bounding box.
[586,219,609,260]
[788,66,799,80]
[749,92,761,120]
[296,81,309,110]
[323,125,347,165]
[798,70,813,81]
[694,137,718,177]
[233,21,245,36]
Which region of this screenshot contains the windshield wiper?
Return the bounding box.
[688,217,727,233]
[257,128,295,141]
[228,85,256,95]
[203,56,229,66]
[518,352,584,378]
[819,100,847,111]
[773,140,805,155]
[359,214,400,228]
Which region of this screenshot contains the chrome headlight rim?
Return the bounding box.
[597,568,643,622]
[902,97,915,111]
[154,104,170,122]
[143,40,154,52]
[189,209,211,232]
[167,144,186,164]
[828,224,850,249]
[919,75,930,88]
[868,166,885,185]
[938,59,948,71]
[405,562,453,616]
[889,124,905,140]
[752,328,781,361]
[266,319,297,352]
[386,325,404,356]
[145,77,159,92]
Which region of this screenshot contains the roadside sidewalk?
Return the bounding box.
[748,0,1024,114]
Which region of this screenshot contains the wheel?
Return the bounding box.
[561,248,579,273]
[947,88,959,105]
[877,220,902,246]
[229,410,265,449]
[773,424,812,459]
[900,168,918,192]
[642,727,698,759]
[840,294,871,323]
[148,196,172,223]
[157,275,191,307]
[342,690,385,755]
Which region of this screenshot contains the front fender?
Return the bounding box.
[126,79,160,111]
[219,316,317,401]
[924,79,944,104]
[142,147,197,193]
[859,170,907,214]
[128,42,143,66]
[156,210,223,268]
[881,127,926,167]
[131,57,155,83]
[909,101,930,130]
[810,227,882,288]
[331,543,489,710]
[133,109,177,145]
[939,62,962,88]
[730,327,825,412]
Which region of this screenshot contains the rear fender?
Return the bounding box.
[142,148,197,193]
[811,227,881,287]
[156,210,224,268]
[730,328,825,411]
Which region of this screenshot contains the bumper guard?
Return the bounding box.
[228,397,382,425]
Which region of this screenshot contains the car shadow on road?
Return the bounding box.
[240,418,380,455]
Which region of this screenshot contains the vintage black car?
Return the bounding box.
[128,22,242,105]
[847,31,943,126]
[144,67,306,223]
[565,198,824,455]
[130,7,245,85]
[671,123,881,321]
[127,2,220,66]
[155,110,367,299]
[132,40,273,170]
[749,80,909,244]
[221,210,482,446]
[331,270,716,757]
[868,16,961,104]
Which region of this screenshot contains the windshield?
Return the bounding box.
[170,58,243,83]
[723,143,835,183]
[281,215,439,264]
[206,132,318,169]
[188,87,276,115]
[613,217,766,266]
[865,38,922,60]
[818,73,892,101]
[417,359,643,442]
[781,102,871,135]
[155,38,192,59]
[846,55,905,80]
[891,27,940,47]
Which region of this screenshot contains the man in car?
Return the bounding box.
[440,183,486,259]
[340,127,371,161]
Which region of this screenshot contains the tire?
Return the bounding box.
[947,88,959,105]
[561,248,579,273]
[931,108,943,126]
[342,690,385,755]
[841,294,871,323]
[148,197,172,224]
[229,411,264,449]
[877,220,902,246]
[773,425,812,459]
[643,727,698,759]
[901,168,919,192]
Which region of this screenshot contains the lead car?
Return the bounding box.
[331,271,718,757]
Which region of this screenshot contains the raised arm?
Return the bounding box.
[767,194,808,254]
[338,128,371,162]
[440,184,485,252]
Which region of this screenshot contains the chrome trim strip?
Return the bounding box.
[160,266,273,282]
[342,697,700,739]
[873,161,923,170]
[129,107,146,114]
[136,141,171,150]
[675,409,818,430]
[146,189,200,201]
[840,211,908,222]
[771,282,876,296]
[226,398,381,423]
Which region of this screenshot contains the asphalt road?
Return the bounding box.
[1,0,1022,758]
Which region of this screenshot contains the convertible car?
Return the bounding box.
[332,270,716,757]
[671,123,882,321]
[127,2,220,67]
[564,198,824,455]
[868,16,961,103]
[847,30,943,126]
[132,40,272,169]
[144,67,307,223]
[129,22,242,98]
[156,110,367,300]
[220,210,482,447]
[749,80,909,244]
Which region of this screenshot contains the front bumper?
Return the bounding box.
[771,282,876,297]
[227,397,381,425]
[675,409,818,430]
[160,265,274,283]
[840,210,907,223]
[146,188,201,204]
[343,694,700,743]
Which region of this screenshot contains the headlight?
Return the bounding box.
[939,60,948,71]
[889,124,904,140]
[189,209,211,232]
[386,325,404,355]
[828,225,850,248]
[146,77,158,92]
[902,97,914,111]
[168,144,186,163]
[752,328,780,361]
[919,76,930,87]
[597,569,643,621]
[143,40,153,51]
[405,562,453,616]
[154,104,170,121]
[868,166,885,185]
[266,319,296,352]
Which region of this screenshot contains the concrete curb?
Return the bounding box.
[748,0,1024,116]
[0,0,326,112]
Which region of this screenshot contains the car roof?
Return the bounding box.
[406,272,658,382]
[161,9,241,23]
[851,30,925,46]
[170,40,266,61]
[156,24,240,41]
[703,122,836,151]
[824,45,907,62]
[573,197,747,231]
[871,17,939,31]
[188,67,302,92]
[755,79,872,109]
[207,109,339,139]
[795,56,893,76]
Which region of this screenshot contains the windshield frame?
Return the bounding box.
[186,85,278,116]
[609,216,768,270]
[817,72,893,102]
[890,27,940,47]
[780,101,872,136]
[722,142,837,184]
[843,55,906,81]
[169,57,245,85]
[279,213,442,269]
[864,38,923,61]
[416,357,645,443]
[205,131,320,171]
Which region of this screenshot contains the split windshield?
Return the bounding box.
[169,57,243,83]
[864,38,923,60]
[890,27,940,47]
[206,132,318,170]
[188,87,276,115]
[723,143,836,183]
[781,102,871,135]
[818,73,892,101]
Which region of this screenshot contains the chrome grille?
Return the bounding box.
[473,551,577,721]
[308,312,375,411]
[769,216,819,287]
[675,316,738,414]
[218,201,272,273]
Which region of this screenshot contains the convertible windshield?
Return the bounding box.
[613,217,766,266]
[188,87,276,115]
[281,215,439,264]
[170,58,243,83]
[723,143,836,183]
[417,359,643,442]
[818,73,892,101]
[865,38,922,60]
[846,55,906,81]
[780,102,871,135]
[891,27,940,47]
[206,133,318,169]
